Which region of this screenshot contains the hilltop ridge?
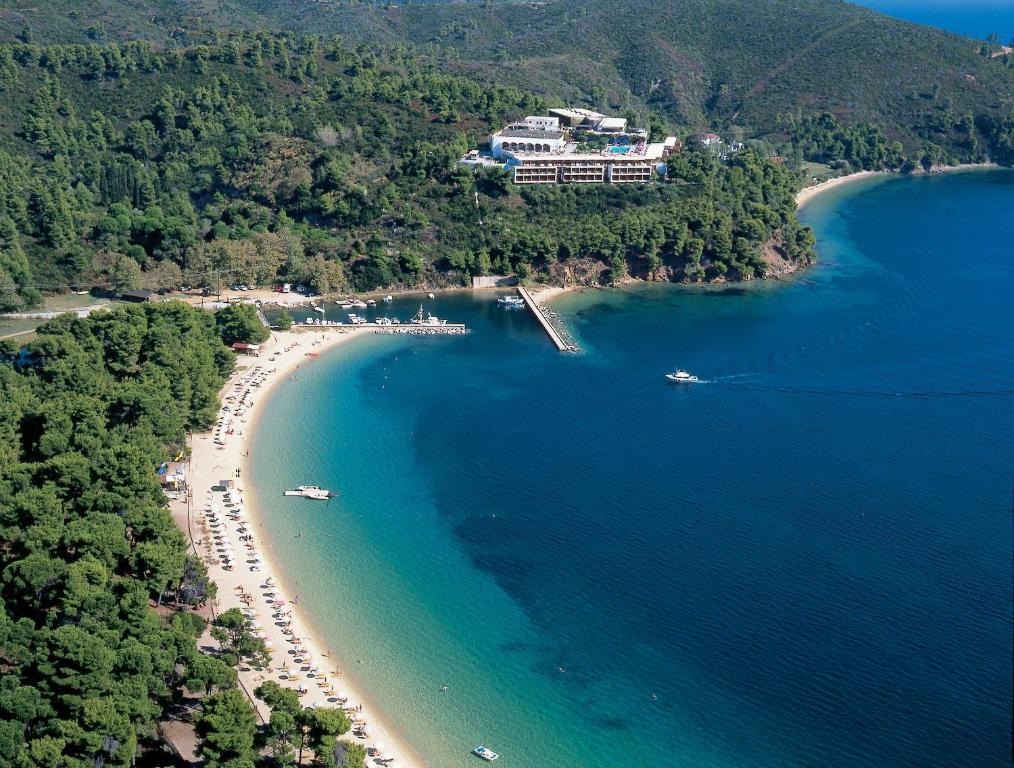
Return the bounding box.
[5,0,1012,158]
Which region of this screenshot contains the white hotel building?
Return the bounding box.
[485,111,680,185]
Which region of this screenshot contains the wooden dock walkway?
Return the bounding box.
[516,287,575,352]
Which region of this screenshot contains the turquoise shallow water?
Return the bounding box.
[252,169,1014,768]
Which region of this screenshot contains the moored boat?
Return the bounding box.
[497,295,525,307]
[472,746,499,762]
[284,485,338,500]
[410,305,447,326]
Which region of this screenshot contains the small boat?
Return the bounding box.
[427,292,436,299]
[410,305,447,326]
[382,295,393,302]
[367,299,377,307]
[313,305,325,314]
[283,485,338,500]
[473,746,499,762]
[665,368,700,383]
[497,295,525,307]
[348,299,368,309]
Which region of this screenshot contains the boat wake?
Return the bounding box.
[710,379,1014,400]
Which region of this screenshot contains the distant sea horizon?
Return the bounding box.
[251,168,1014,768]
[852,0,1014,41]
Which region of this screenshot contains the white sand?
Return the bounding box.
[795,170,887,208]
[795,163,998,209]
[176,327,429,768]
[529,285,574,304]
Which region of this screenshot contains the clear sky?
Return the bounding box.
[850,0,1014,42]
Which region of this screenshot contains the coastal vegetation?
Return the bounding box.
[0,301,363,766]
[0,3,1010,305]
[0,32,818,310]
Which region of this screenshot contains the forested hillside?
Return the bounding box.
[7,0,1011,159]
[0,302,366,765]
[0,304,230,764]
[0,33,811,312]
[324,0,1014,161]
[1,0,1011,310]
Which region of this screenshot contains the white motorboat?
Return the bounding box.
[348,299,368,309]
[427,292,436,299]
[283,485,337,500]
[472,746,499,762]
[367,299,377,306]
[665,368,700,383]
[497,295,525,307]
[382,294,393,302]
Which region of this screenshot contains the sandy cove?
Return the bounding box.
[795,170,887,208]
[795,163,999,209]
[173,326,430,768]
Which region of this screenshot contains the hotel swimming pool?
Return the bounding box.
[607,145,632,154]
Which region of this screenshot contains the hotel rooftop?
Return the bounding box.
[478,108,681,184]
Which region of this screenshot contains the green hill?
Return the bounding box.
[0,33,814,313]
[324,0,1014,155]
[5,1,1013,160]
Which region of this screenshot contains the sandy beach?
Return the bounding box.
[173,325,430,768]
[795,170,887,208]
[529,284,573,303]
[795,163,999,209]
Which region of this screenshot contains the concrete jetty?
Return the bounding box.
[516,287,574,352]
[296,321,467,336]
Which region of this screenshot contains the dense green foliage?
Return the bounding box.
[254,680,360,768]
[480,146,811,283]
[0,32,815,309]
[0,302,246,766]
[269,0,1014,159]
[217,304,271,347]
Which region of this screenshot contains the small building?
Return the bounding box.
[596,117,628,133]
[523,115,561,132]
[490,128,566,157]
[700,133,722,147]
[231,342,262,356]
[548,107,606,127]
[121,289,154,302]
[158,461,188,493]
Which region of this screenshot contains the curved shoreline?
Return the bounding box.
[183,327,430,768]
[795,170,888,208]
[796,163,999,209]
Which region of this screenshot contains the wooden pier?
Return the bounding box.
[516,287,575,352]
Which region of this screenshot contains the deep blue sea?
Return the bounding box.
[252,169,1014,768]
[853,0,1014,41]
